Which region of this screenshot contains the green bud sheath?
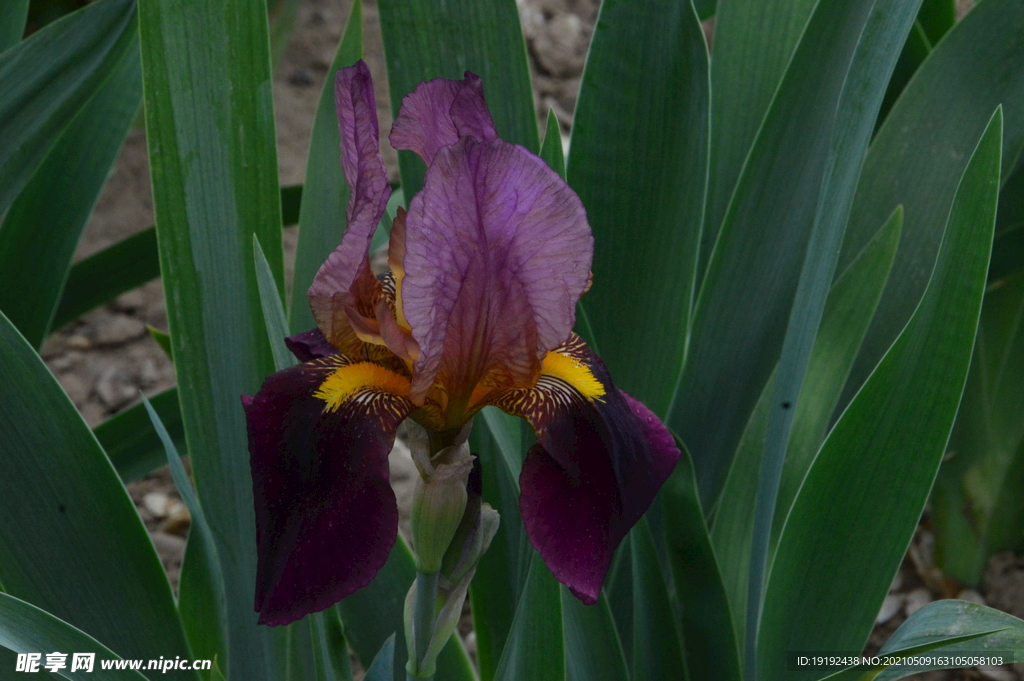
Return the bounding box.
[410,442,474,573]
[441,502,500,588]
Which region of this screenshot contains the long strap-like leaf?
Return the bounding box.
[0,310,194,679]
[567,0,709,419]
[760,109,1003,681]
[137,0,286,676]
[838,0,1024,410]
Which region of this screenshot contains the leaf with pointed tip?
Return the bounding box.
[539,109,565,178]
[0,309,194,678]
[671,0,919,507]
[0,0,136,217]
[873,601,1023,680]
[838,0,1024,410]
[746,4,923,666]
[818,601,1023,681]
[916,0,955,44]
[149,326,172,359]
[94,387,184,483]
[254,236,294,371]
[701,0,817,266]
[0,593,148,681]
[143,395,227,680]
[0,29,140,348]
[759,108,1002,681]
[774,206,903,543]
[364,634,396,681]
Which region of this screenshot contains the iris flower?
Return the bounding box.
[242,61,680,626]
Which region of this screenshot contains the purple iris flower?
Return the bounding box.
[242,61,680,626]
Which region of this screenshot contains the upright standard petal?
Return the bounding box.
[491,335,680,604]
[389,72,498,165]
[308,61,392,353]
[400,137,593,409]
[244,354,415,625]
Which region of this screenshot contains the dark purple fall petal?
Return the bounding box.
[285,328,339,362]
[243,355,414,625]
[495,338,680,603]
[308,61,391,353]
[518,443,611,603]
[389,72,497,165]
[401,137,592,404]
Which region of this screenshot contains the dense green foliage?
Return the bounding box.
[1,0,1023,680]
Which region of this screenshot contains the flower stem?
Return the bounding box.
[407,569,438,681]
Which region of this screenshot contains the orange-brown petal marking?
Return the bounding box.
[387,207,412,332]
[376,271,420,364]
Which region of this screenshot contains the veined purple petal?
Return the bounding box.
[491,336,680,603]
[401,137,592,406]
[389,72,498,165]
[308,61,391,353]
[243,354,414,625]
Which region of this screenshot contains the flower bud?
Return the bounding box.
[404,544,490,680]
[410,441,474,573]
[440,459,499,587]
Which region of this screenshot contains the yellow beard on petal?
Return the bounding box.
[314,362,412,413]
[540,350,606,402]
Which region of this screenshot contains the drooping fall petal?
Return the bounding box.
[389,72,498,165]
[400,136,593,407]
[491,335,680,603]
[243,354,415,625]
[308,61,391,353]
